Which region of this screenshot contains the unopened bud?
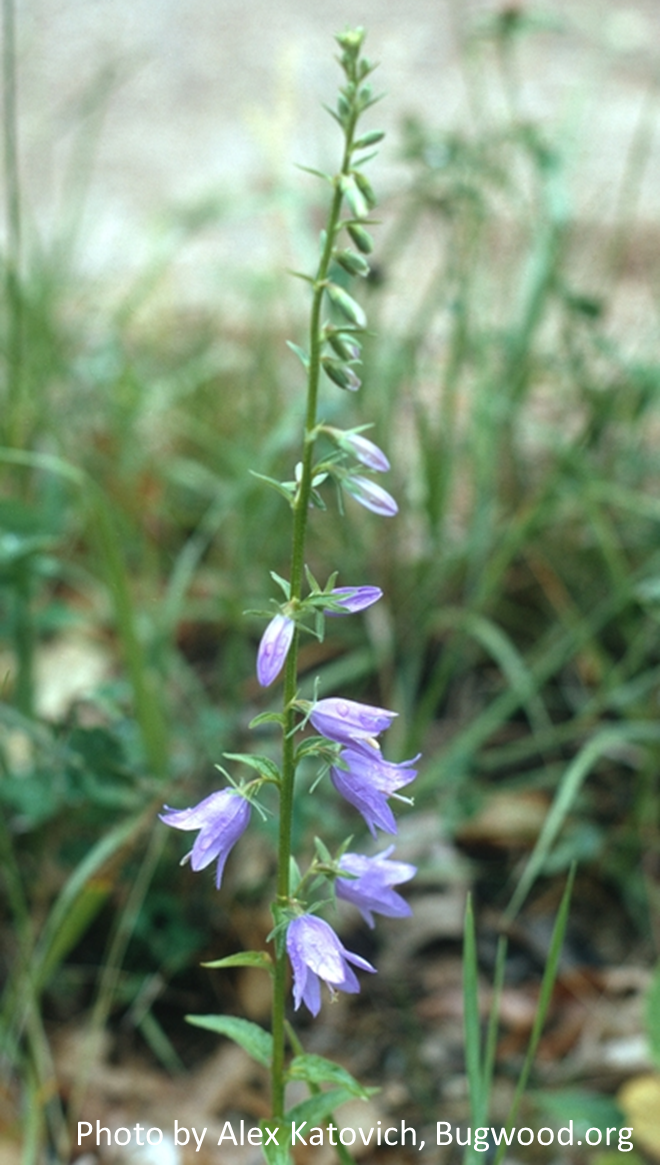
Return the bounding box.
[335,249,370,277]
[322,357,361,392]
[353,130,385,150]
[327,331,362,361]
[340,175,369,219]
[326,283,367,328]
[353,170,377,210]
[347,224,374,254]
[336,27,366,53]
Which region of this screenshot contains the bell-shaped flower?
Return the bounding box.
[330,429,390,472]
[336,846,416,927]
[344,475,398,516]
[309,697,397,746]
[325,585,382,614]
[330,743,418,836]
[286,914,375,1016]
[159,788,251,888]
[257,613,294,687]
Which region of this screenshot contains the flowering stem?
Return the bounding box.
[270,72,362,1124]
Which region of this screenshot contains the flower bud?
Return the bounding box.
[326,283,367,328]
[321,357,361,392]
[336,27,366,53]
[347,224,374,254]
[353,170,377,209]
[353,130,385,150]
[340,174,369,220]
[327,331,362,361]
[331,430,390,472]
[257,613,294,687]
[344,475,398,516]
[335,249,370,277]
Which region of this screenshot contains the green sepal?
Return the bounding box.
[286,341,309,369]
[287,1054,370,1098]
[295,163,332,182]
[261,1122,291,1165]
[322,103,344,127]
[286,268,315,284]
[186,1015,273,1068]
[286,1086,376,1129]
[270,570,291,599]
[223,753,281,783]
[202,951,273,971]
[295,735,331,763]
[289,855,302,894]
[314,835,333,864]
[249,471,295,504]
[248,711,286,729]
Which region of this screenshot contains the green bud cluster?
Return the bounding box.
[308,31,384,396]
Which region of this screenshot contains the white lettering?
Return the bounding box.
[174,1121,189,1146]
[437,1122,452,1146]
[291,1121,307,1145]
[217,1121,237,1146]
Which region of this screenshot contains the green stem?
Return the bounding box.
[270,98,360,1123]
[3,0,24,448]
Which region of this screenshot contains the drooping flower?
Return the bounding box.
[286,914,375,1015]
[309,697,397,746]
[330,743,418,836]
[330,429,390,472]
[336,846,416,927]
[159,788,251,889]
[257,613,294,687]
[344,475,398,516]
[325,585,382,614]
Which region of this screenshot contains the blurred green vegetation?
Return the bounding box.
[1,6,660,1161]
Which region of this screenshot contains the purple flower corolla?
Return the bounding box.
[344,475,398,517]
[159,788,251,888]
[330,744,418,836]
[331,430,390,473]
[286,915,375,1015]
[325,585,382,615]
[309,697,397,746]
[336,846,416,927]
[257,613,294,687]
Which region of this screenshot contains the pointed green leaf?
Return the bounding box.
[295,163,332,182]
[286,1086,373,1129]
[186,1015,273,1068]
[288,1054,369,1098]
[223,753,281,782]
[202,951,273,971]
[286,341,309,369]
[269,570,291,599]
[248,711,286,729]
[286,268,315,284]
[249,471,295,503]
